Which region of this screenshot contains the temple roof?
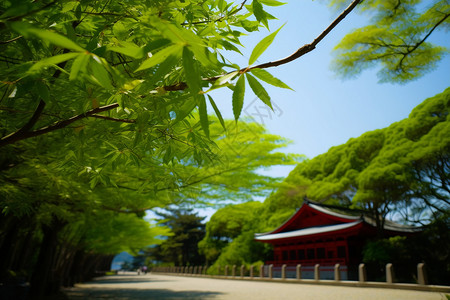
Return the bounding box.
[255,220,363,241]
[254,200,421,242]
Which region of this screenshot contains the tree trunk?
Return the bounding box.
[28,218,66,300]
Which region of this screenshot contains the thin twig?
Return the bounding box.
[0,36,23,45]
[90,114,135,123]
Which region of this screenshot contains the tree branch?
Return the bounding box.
[1,0,361,146]
[398,12,450,69]
[0,103,119,147]
[170,0,362,88]
[248,0,362,70]
[4,0,58,22]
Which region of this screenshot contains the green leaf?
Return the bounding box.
[248,24,284,65]
[108,42,144,59]
[214,71,239,86]
[150,18,187,43]
[239,20,260,32]
[11,22,85,52]
[28,52,80,74]
[163,145,173,163]
[252,0,269,29]
[113,21,129,40]
[217,40,243,54]
[35,81,50,103]
[190,44,215,69]
[182,47,202,93]
[89,56,113,90]
[146,55,178,87]
[250,68,293,90]
[246,73,272,109]
[232,75,246,121]
[70,53,89,80]
[259,0,286,6]
[135,44,182,72]
[208,95,226,131]
[198,96,210,138]
[175,98,197,124]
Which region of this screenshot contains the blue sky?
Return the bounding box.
[146,1,450,222]
[182,1,450,220]
[207,1,450,179]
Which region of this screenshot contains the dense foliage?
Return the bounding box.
[0,0,307,297]
[331,0,450,83]
[1,0,448,297]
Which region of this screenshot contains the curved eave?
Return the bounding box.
[257,202,360,236]
[255,220,363,242]
[363,217,422,233]
[309,203,361,221]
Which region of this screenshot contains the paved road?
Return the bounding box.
[65,273,446,300]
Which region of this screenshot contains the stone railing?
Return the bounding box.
[151,263,450,293]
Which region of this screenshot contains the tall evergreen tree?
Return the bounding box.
[150,208,206,267]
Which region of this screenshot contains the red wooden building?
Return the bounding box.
[254,200,420,279]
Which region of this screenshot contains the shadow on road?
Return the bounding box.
[64,275,223,299]
[66,287,222,299]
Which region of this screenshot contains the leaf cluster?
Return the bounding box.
[331,0,450,83]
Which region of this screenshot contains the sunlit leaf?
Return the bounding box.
[198,96,210,138]
[108,42,145,59]
[259,0,286,6]
[232,75,246,121]
[70,53,89,80]
[208,95,226,131]
[135,44,182,72]
[182,47,202,93]
[248,24,284,65]
[246,73,272,109]
[252,0,269,29]
[214,71,239,86]
[90,56,113,90]
[28,52,80,74]
[11,22,85,52]
[250,68,293,90]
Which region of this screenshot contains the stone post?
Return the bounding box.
[296,264,302,280]
[232,265,236,277]
[240,265,245,278]
[334,264,341,281]
[314,264,320,281]
[225,265,229,277]
[217,265,221,277]
[269,264,273,279]
[417,263,428,285]
[198,266,203,276]
[250,265,254,279]
[359,264,367,282]
[386,263,395,284]
[281,264,287,280]
[193,266,198,275]
[260,265,264,279]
